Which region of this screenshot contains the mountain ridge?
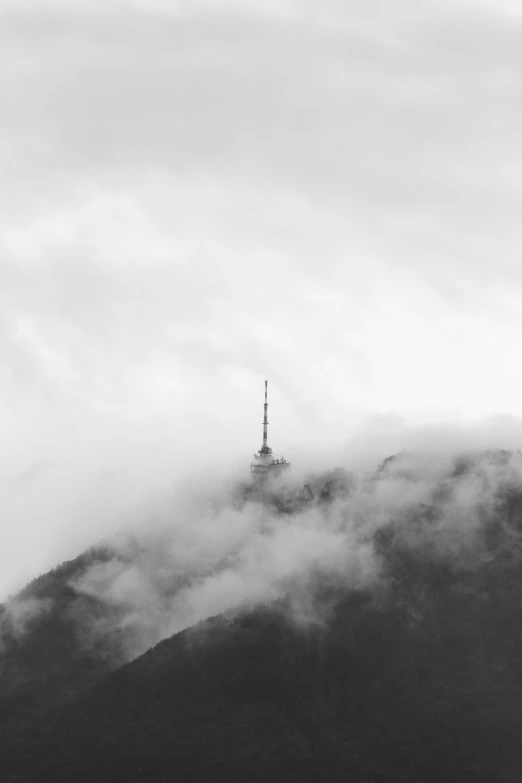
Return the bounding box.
[4,452,522,780]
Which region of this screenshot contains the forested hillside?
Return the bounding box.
[3,452,522,781]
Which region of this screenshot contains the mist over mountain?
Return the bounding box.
[3,449,522,780]
[5,0,522,777]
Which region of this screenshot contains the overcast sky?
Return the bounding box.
[2,0,522,596]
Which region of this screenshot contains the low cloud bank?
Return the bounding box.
[66,447,522,660]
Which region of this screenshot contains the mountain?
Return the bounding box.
[3,455,522,781]
[0,546,131,736]
[6,559,522,783]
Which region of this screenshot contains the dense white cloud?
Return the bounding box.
[66,449,522,659]
[1,0,522,596]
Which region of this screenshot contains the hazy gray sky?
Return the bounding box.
[2,0,522,596]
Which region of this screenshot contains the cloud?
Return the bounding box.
[2,0,521,228]
[0,595,54,650]
[69,474,378,656]
[63,447,522,660]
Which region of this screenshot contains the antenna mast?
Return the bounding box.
[250,378,290,477]
[262,379,269,453]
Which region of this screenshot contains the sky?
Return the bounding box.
[2,0,522,597]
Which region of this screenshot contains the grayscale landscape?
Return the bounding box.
[2,1,522,780]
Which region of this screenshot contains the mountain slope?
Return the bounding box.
[6,526,522,783]
[0,547,130,730]
[4,455,522,781]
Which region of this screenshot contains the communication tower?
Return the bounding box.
[250,380,290,479]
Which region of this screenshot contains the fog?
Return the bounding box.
[60,446,522,660]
